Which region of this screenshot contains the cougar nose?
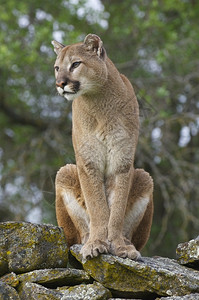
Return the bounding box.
[56,80,67,89]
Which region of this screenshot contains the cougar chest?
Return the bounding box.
[95,119,133,176]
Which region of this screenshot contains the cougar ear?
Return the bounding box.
[84,34,106,59]
[51,40,65,55]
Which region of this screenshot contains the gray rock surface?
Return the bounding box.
[60,282,112,299]
[19,281,111,300]
[0,281,20,300]
[0,222,68,275]
[19,282,63,300]
[1,222,199,300]
[17,268,91,287]
[0,272,19,287]
[71,244,199,298]
[176,238,199,267]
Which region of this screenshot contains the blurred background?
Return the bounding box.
[0,0,199,258]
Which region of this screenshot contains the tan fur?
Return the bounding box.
[52,34,153,260]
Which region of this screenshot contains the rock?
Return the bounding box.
[1,221,199,299]
[0,255,8,277]
[0,238,8,276]
[17,268,91,287]
[59,281,112,299]
[0,281,20,300]
[19,281,111,300]
[156,294,199,299]
[70,244,199,298]
[0,272,19,287]
[18,282,63,300]
[0,222,68,274]
[176,238,199,268]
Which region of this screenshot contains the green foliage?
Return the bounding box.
[0,0,199,257]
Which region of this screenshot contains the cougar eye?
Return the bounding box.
[54,66,59,72]
[70,61,81,71]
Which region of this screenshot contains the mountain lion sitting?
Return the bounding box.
[52,34,153,260]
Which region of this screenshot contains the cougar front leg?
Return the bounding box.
[108,169,141,260]
[78,165,110,259]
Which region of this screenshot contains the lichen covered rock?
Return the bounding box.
[1,221,199,299]
[19,282,63,300]
[70,244,199,298]
[176,238,199,268]
[0,233,9,276]
[17,268,91,287]
[19,281,111,300]
[0,272,19,287]
[60,281,112,299]
[0,254,8,276]
[0,222,68,275]
[0,281,20,300]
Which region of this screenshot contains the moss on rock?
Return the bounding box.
[0,254,8,277]
[176,238,199,268]
[18,282,63,300]
[1,222,199,299]
[0,281,20,300]
[0,272,19,287]
[17,268,91,287]
[18,281,111,300]
[0,222,69,274]
[70,244,199,298]
[58,281,112,299]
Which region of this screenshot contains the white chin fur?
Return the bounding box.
[57,87,81,101]
[57,87,64,95]
[64,93,76,101]
[57,87,75,101]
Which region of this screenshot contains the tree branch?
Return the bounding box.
[0,96,48,131]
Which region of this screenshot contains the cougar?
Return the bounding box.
[52,34,153,260]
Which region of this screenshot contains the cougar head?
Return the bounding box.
[51,34,107,101]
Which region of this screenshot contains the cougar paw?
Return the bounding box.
[110,239,141,260]
[125,244,141,260]
[80,240,108,260]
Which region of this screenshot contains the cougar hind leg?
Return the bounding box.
[55,164,90,247]
[123,168,154,252]
[131,194,153,251]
